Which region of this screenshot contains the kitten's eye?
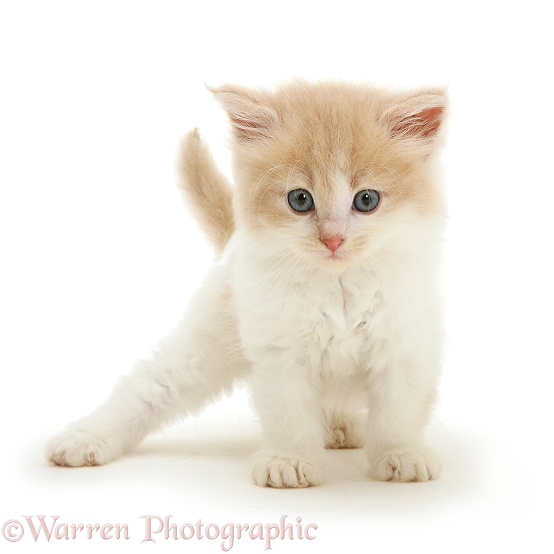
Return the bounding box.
[353,189,380,213]
[288,189,314,213]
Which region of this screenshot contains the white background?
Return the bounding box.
[1,1,553,552]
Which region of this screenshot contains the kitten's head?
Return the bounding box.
[212,80,447,272]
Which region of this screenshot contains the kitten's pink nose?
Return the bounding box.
[321,236,344,253]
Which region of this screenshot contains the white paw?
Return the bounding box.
[45,430,117,467]
[325,417,364,449]
[252,453,324,488]
[370,446,441,482]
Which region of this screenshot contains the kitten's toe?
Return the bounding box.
[369,446,441,482]
[45,430,116,467]
[324,416,364,449]
[252,452,324,488]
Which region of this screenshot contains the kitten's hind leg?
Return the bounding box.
[46,270,249,467]
[322,377,366,449]
[324,412,365,449]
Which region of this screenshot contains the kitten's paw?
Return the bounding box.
[45,430,117,467]
[324,416,364,449]
[252,453,324,488]
[370,446,441,482]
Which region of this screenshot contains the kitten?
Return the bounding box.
[46,80,447,487]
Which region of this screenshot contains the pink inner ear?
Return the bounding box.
[393,106,444,139]
[230,114,264,131]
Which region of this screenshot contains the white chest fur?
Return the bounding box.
[229,239,385,378]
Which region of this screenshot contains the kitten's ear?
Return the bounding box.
[209,85,279,142]
[381,89,447,151]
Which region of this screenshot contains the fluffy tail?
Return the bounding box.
[177,129,235,255]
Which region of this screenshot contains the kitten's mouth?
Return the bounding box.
[321,246,349,265]
[316,238,363,271]
[327,250,343,260]
[317,250,353,273]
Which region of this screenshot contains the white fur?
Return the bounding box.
[46,199,444,487]
[229,207,444,486]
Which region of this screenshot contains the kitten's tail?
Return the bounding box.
[177,129,235,255]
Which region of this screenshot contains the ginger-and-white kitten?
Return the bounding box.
[46,80,447,487]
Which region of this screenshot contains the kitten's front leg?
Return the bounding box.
[249,358,325,488]
[364,363,441,482]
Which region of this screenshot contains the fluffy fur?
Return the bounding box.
[179,128,235,255]
[46,80,447,487]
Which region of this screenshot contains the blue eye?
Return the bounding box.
[288,189,314,212]
[353,190,380,213]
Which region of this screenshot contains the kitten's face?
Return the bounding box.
[214,81,446,272]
